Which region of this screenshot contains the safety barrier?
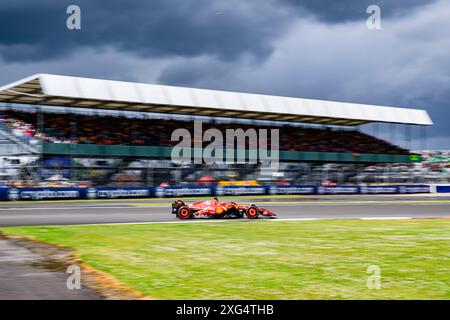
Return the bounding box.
[429,184,450,193]
[0,185,432,201]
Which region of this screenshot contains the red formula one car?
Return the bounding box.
[172,197,277,220]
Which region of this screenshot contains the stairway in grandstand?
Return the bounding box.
[0,123,39,156]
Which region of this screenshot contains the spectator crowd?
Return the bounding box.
[0,110,409,155]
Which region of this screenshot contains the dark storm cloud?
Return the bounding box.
[157,0,450,148]
[0,0,449,148]
[0,0,292,62]
[281,0,436,23]
[158,58,231,87]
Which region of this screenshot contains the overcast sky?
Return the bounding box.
[0,0,448,149]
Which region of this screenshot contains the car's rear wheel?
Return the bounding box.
[245,206,259,219]
[177,206,192,220]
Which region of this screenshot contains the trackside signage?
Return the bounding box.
[268,186,316,195]
[216,186,266,196]
[0,185,432,201]
[155,186,212,198]
[360,186,399,194]
[435,185,450,193]
[86,187,152,199]
[317,186,359,194]
[398,185,430,193]
[6,188,80,200]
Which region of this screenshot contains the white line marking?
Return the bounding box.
[47,216,432,227]
[65,219,234,227]
[267,218,319,221]
[0,206,165,211]
[359,217,412,220]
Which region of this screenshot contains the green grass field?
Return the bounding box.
[2,219,449,299]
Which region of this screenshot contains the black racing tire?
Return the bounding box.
[245,206,259,219]
[177,206,192,220]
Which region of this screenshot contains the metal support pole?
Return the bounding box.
[392,124,396,147]
[420,125,426,151]
[405,125,411,151]
[389,123,394,146]
[70,113,77,181]
[37,101,44,185]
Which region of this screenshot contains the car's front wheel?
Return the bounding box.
[245,206,259,219]
[177,206,192,220]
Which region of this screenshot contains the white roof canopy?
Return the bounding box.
[0,74,433,126]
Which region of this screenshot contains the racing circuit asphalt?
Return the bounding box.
[0,194,449,227]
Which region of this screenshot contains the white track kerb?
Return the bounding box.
[64,216,432,227]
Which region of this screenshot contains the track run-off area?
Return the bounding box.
[0,194,449,227]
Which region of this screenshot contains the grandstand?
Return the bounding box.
[0,109,408,154]
[0,74,434,188]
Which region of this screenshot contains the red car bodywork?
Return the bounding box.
[172,198,277,220]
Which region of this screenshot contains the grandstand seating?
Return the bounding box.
[0,110,409,155]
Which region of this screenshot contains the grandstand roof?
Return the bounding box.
[0,74,433,126]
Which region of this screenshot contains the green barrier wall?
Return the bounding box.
[42,143,419,163]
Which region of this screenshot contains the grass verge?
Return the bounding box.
[1,219,449,299]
